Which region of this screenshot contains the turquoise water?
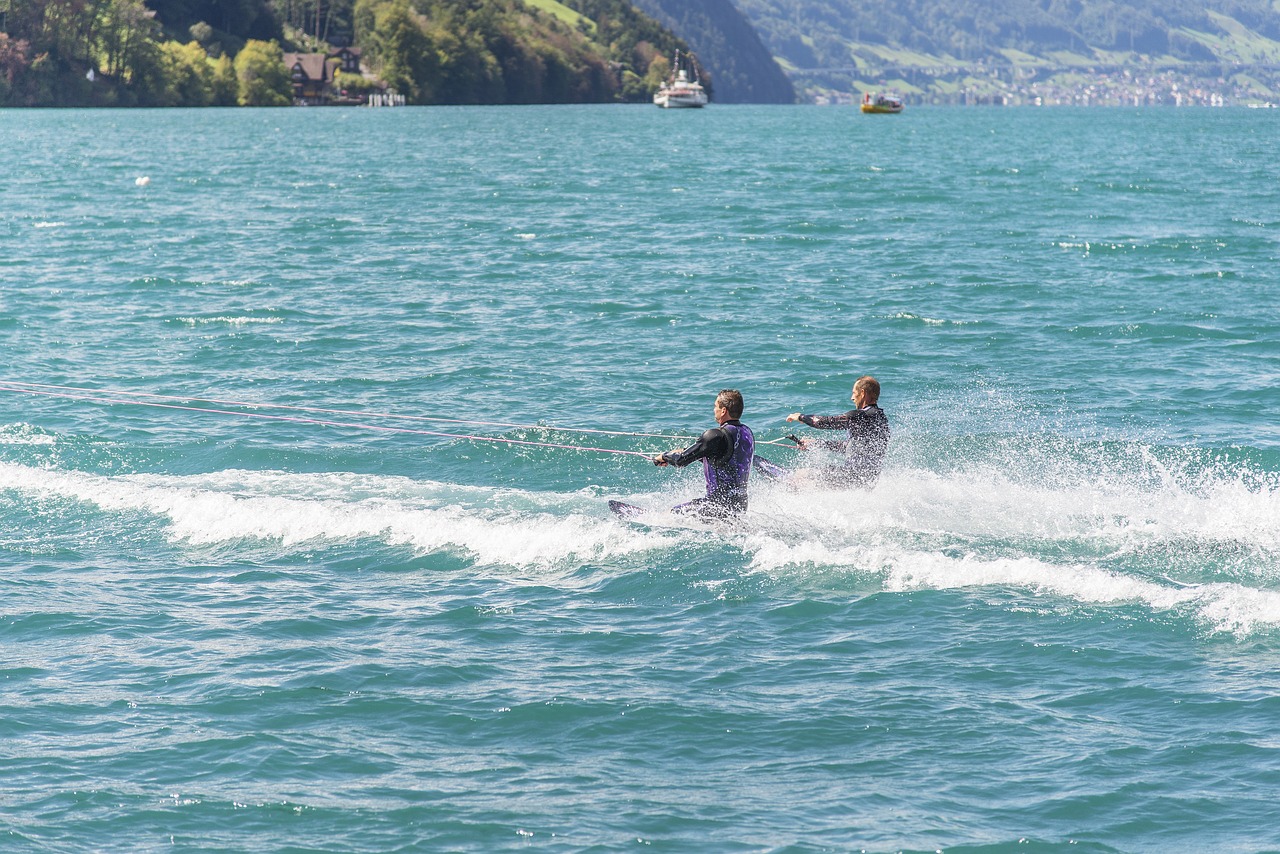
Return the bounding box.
[2,105,1279,852]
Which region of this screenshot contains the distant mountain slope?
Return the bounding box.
[732,0,1280,100]
[626,0,796,101]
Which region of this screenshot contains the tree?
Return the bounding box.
[210,52,238,102]
[0,34,31,88]
[374,0,437,101]
[157,39,215,104]
[233,37,291,103]
[96,0,162,82]
[273,0,356,45]
[189,21,215,44]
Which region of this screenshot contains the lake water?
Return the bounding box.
[2,104,1279,852]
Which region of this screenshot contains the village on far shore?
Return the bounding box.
[808,62,1280,108]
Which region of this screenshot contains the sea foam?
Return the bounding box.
[1,455,1276,634]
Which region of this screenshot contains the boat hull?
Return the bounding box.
[654,91,708,108]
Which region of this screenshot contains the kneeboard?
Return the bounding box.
[752,456,791,480]
[609,500,728,531]
[608,500,648,519]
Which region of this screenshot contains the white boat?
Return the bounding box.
[654,50,708,109]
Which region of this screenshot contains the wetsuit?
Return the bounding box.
[657,420,754,518]
[797,404,889,487]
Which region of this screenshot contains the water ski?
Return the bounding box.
[608,500,649,519]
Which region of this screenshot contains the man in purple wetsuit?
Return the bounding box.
[758,375,889,488]
[654,389,755,519]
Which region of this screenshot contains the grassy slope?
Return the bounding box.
[523,0,597,35]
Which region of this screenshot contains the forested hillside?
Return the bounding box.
[732,0,1280,102]
[350,0,686,104]
[0,0,696,105]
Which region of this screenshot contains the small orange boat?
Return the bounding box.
[861,92,904,114]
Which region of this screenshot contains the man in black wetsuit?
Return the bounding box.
[654,389,755,519]
[756,375,889,488]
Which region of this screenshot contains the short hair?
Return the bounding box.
[716,388,744,418]
[853,376,880,403]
